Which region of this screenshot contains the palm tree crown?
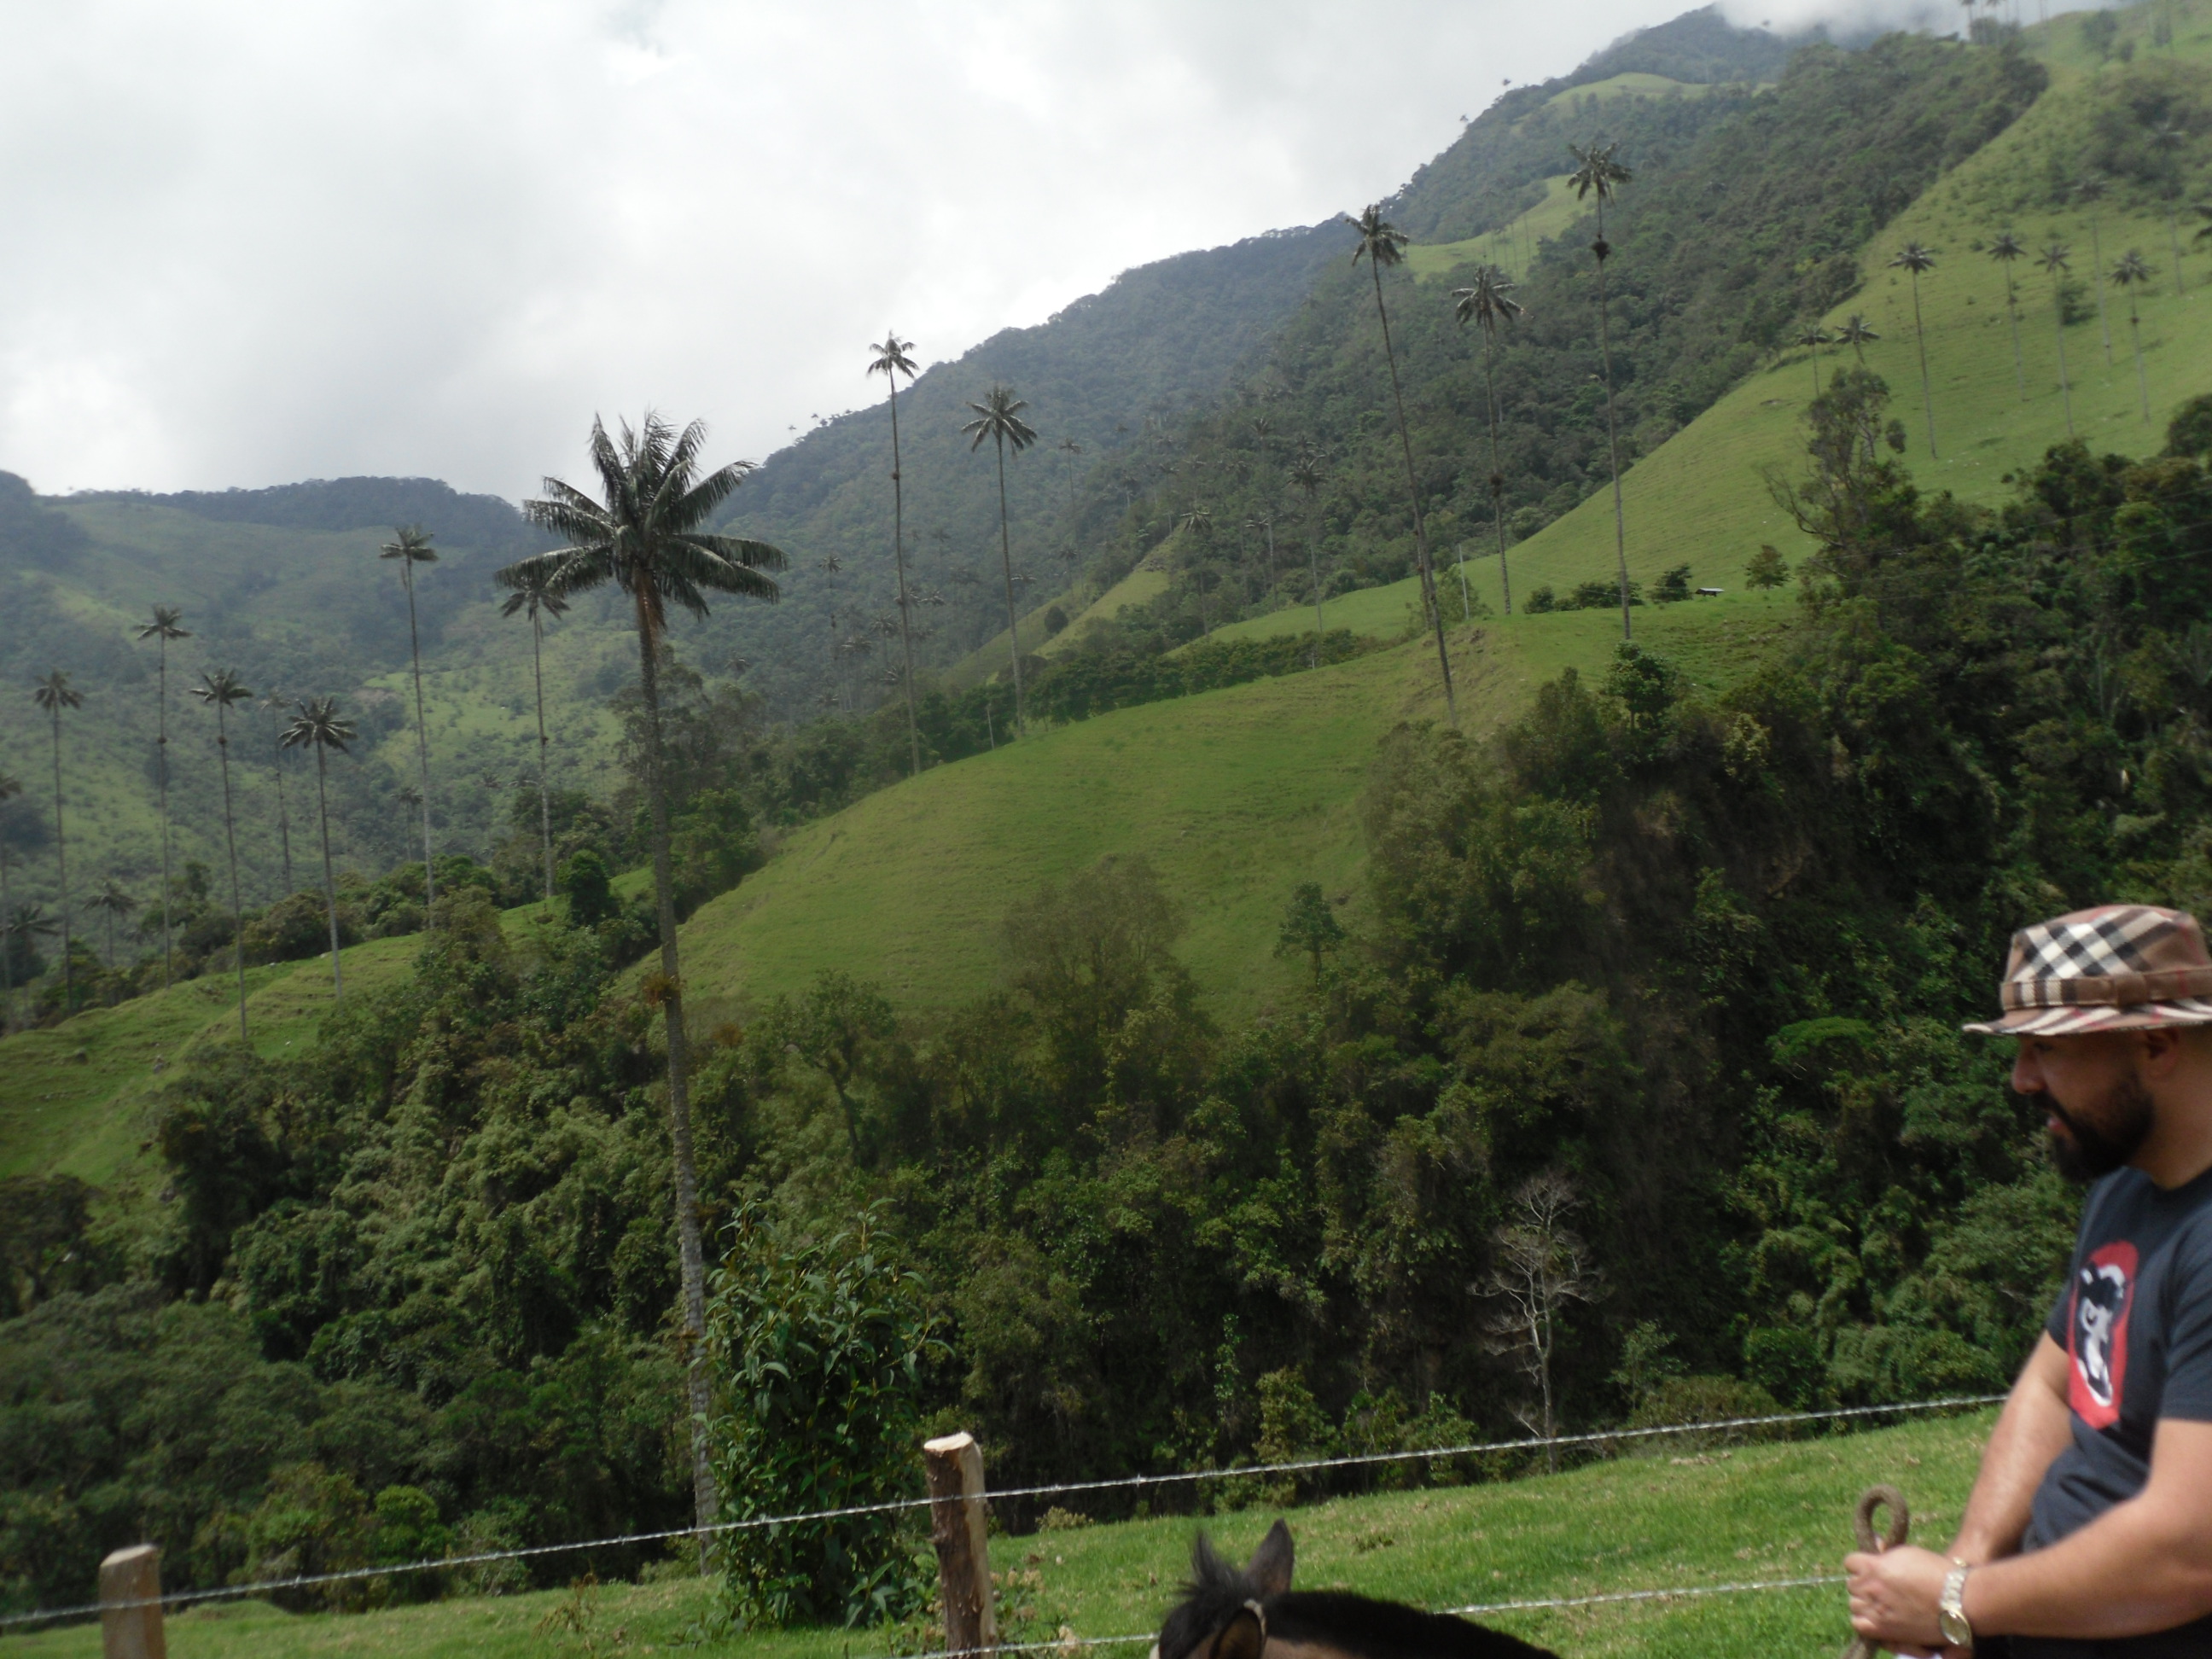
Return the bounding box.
[1837,314,1880,363]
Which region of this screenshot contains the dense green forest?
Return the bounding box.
[8,387,2211,1620]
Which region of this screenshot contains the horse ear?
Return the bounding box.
[1191,1530,1232,1588]
[1215,1605,1266,1659]
[1247,1521,1295,1597]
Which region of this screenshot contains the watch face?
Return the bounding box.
[1939,1608,1973,1647]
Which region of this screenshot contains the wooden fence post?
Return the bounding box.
[98,1545,166,1659]
[924,1431,997,1656]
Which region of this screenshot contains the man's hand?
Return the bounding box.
[1846,1542,1953,1652]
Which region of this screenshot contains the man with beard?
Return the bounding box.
[1848,905,2212,1657]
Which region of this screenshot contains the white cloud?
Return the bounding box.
[0,0,1908,501]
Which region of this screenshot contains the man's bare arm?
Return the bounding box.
[1952,1335,2073,1562]
[1959,1417,2212,1639]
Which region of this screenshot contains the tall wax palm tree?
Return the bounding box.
[32,671,82,1015]
[1566,142,1636,641]
[2075,174,2115,363]
[90,880,134,973]
[1243,514,1278,597]
[133,606,189,987]
[1291,449,1329,664]
[2112,250,2157,421]
[0,774,17,1014]
[1348,204,1458,713]
[191,669,254,1039]
[1057,438,1083,517]
[499,411,785,1552]
[1452,265,1525,616]
[496,562,572,905]
[1793,323,1832,400]
[962,385,1039,731]
[867,334,924,778]
[1177,505,1218,634]
[1889,242,1941,458]
[1837,313,1880,365]
[2150,124,2189,298]
[4,900,56,1030]
[1988,232,2028,399]
[256,691,295,899]
[2040,242,2075,435]
[282,699,356,1010]
[380,526,440,911]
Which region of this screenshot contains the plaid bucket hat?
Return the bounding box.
[1964,905,2212,1036]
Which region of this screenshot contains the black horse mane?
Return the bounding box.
[1157,1531,1557,1659]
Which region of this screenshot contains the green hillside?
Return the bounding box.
[668,592,1793,1025]
[0,1407,1990,1659]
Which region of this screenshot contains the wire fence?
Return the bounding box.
[0,1391,2001,1633]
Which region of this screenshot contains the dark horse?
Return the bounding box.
[1155,1521,1558,1659]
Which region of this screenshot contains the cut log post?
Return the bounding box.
[924,1431,997,1656]
[98,1545,166,1659]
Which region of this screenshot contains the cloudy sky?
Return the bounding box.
[0,0,1944,503]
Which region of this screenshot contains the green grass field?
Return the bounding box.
[669,594,1789,1027]
[0,1409,1994,1659]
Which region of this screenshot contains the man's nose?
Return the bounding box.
[2011,1047,2042,1094]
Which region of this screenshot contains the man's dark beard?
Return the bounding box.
[2047,1073,2157,1181]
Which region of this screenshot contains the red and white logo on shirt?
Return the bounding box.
[2069,1240,2139,1429]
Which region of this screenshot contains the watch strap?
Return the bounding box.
[1939,1563,1975,1650]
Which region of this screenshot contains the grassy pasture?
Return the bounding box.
[0,1409,1993,1659]
[667,594,1783,1027]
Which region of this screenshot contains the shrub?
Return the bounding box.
[705,1203,944,1628]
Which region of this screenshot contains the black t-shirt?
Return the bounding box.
[2016,1163,2212,1658]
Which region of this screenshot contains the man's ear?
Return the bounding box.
[2139,1024,2192,1079]
[1214,1604,1266,1659]
[1247,1521,1295,1598]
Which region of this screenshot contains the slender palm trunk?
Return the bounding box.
[1482,329,1513,616]
[403,561,435,913]
[313,746,341,1010]
[993,434,1026,731]
[2167,198,2186,299]
[2005,278,2025,399]
[156,642,172,988]
[2090,212,2112,364]
[532,614,555,905]
[1588,204,1633,643]
[888,380,922,777]
[1263,520,1278,597]
[2052,281,2075,435]
[2129,296,2151,420]
[633,603,717,1558]
[271,720,295,899]
[1307,498,1326,667]
[1,858,13,1024]
[103,908,114,969]
[216,708,247,1041]
[48,709,70,1016]
[1367,259,1458,723]
[1910,269,1938,459]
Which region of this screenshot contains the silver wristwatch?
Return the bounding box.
[1938,1562,1975,1650]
